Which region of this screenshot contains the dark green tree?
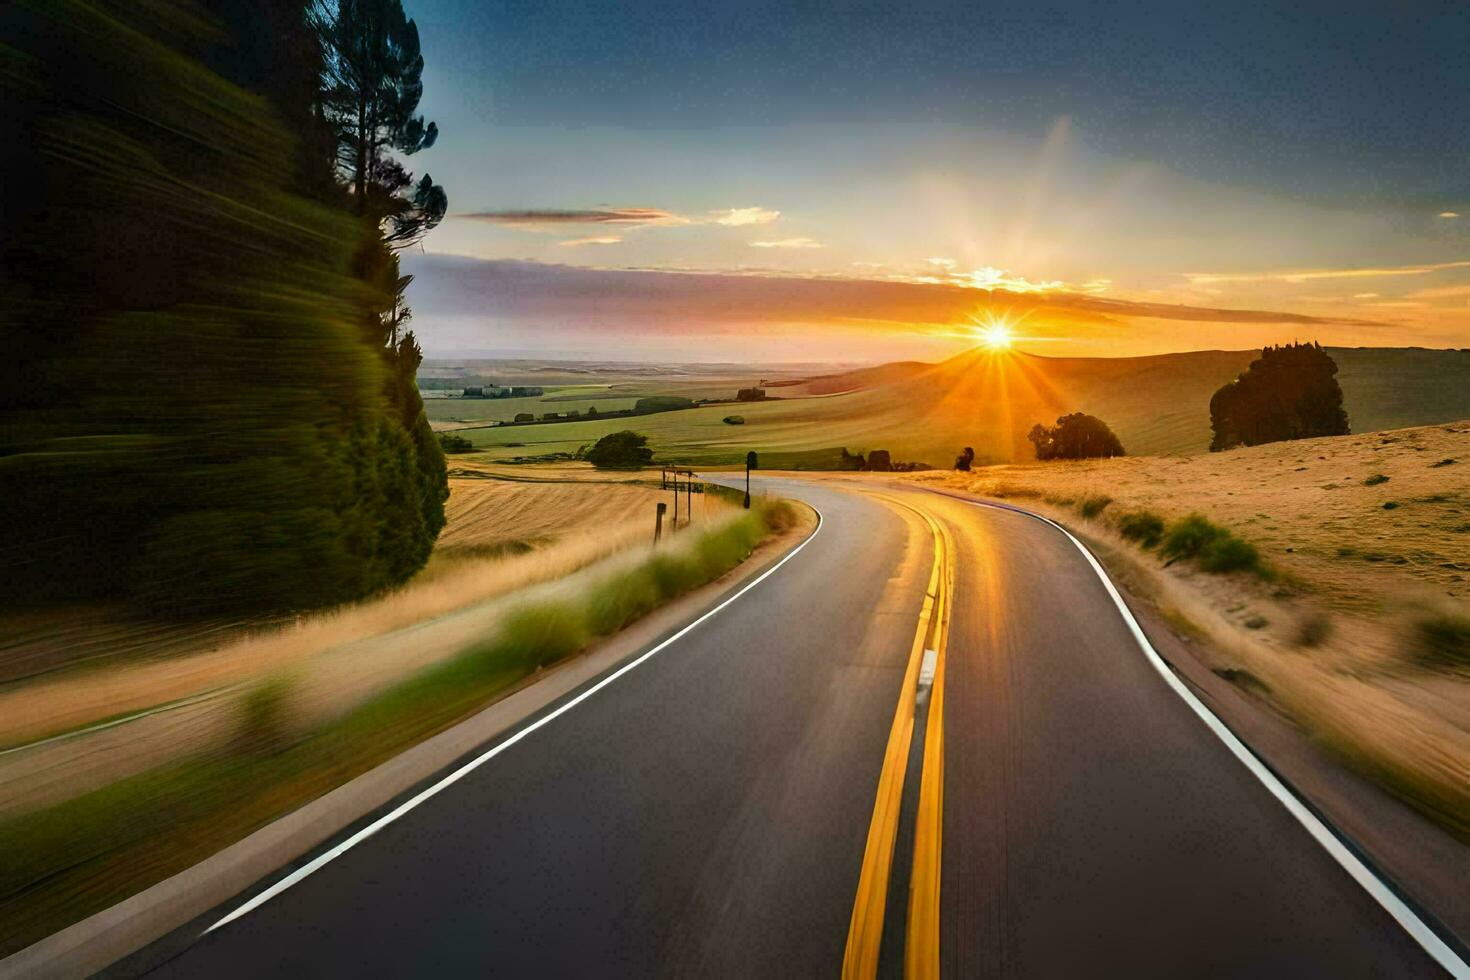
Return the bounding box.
[586,432,655,469]
[0,0,445,613]
[1028,413,1126,460]
[319,0,446,245]
[1209,342,1349,451]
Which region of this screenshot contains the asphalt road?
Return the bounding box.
[142,477,1449,978]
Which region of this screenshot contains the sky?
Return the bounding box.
[399,0,1470,363]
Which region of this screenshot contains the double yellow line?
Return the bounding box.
[842,497,955,980]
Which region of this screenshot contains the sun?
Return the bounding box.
[980,323,1013,350]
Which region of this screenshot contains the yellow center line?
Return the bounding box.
[842,494,952,980]
[905,515,955,979]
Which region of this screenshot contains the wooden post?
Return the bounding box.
[671,470,680,530]
[686,471,693,524]
[654,502,666,545]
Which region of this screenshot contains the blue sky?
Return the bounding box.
[400,0,1470,361]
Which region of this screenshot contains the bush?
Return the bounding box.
[1117,510,1165,548]
[1078,494,1112,518]
[1198,534,1261,573]
[497,603,589,670]
[1364,473,1390,486]
[437,433,474,453]
[586,431,654,469]
[1160,513,1264,575]
[1160,513,1224,560]
[1027,413,1125,460]
[1413,614,1470,671]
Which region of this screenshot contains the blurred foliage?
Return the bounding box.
[0,0,446,613]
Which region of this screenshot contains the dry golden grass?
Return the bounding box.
[915,421,1470,611]
[0,470,743,813]
[909,420,1470,835]
[0,472,690,748]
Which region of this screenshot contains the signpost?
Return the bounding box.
[744,451,758,509]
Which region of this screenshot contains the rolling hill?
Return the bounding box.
[454,347,1470,467]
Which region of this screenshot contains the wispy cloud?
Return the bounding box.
[890,264,1109,296]
[711,207,780,226]
[1439,211,1461,219]
[1187,259,1470,285]
[559,236,622,247]
[459,208,689,229]
[407,255,1384,331]
[751,237,825,249]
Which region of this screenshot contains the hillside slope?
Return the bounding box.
[459,347,1470,466]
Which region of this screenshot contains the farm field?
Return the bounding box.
[442,346,1470,467]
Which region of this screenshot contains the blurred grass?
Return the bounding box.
[0,501,796,956]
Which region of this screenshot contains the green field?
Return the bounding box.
[439,347,1470,468]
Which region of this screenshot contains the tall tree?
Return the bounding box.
[319,0,446,246]
[1209,342,1350,451]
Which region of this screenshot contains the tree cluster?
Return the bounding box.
[1209,342,1349,451]
[954,447,976,471]
[1028,413,1126,460]
[0,0,448,613]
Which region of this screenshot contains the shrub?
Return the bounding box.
[497,603,588,669]
[1117,510,1165,548]
[1078,494,1112,518]
[1364,473,1390,486]
[1413,614,1470,671]
[1199,535,1261,574]
[1160,513,1224,560]
[437,433,474,454]
[1160,513,1265,576]
[586,431,654,469]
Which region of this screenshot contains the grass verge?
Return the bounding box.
[0,500,798,957]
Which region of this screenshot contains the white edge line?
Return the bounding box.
[949,493,1468,978]
[205,507,824,935]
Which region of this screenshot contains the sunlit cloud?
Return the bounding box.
[1187,259,1470,285]
[458,207,690,229]
[1439,211,1461,219]
[751,237,825,249]
[559,236,622,247]
[927,257,957,269]
[711,207,780,226]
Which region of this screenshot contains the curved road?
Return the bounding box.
[138,477,1451,977]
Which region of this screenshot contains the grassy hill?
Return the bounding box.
[452,347,1470,467]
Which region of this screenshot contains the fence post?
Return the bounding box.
[671,470,680,530]
[654,502,666,545]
